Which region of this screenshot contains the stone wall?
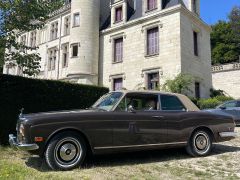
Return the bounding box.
[212,63,240,99]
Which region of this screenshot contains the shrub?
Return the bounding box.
[197,98,221,110]
[0,74,109,145]
[197,95,234,110]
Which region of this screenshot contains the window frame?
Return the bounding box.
[113,37,123,63]
[146,27,159,56]
[113,77,123,91]
[193,31,199,56]
[72,44,79,57]
[146,72,160,90]
[115,6,123,23]
[62,44,69,68]
[159,94,187,111]
[146,0,157,12]
[73,13,80,27]
[64,15,71,36]
[116,92,160,112]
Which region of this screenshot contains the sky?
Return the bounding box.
[201,0,240,25]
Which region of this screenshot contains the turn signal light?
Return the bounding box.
[35,137,44,142]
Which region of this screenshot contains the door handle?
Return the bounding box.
[152,116,164,120]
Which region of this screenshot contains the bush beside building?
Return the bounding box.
[0,74,109,144]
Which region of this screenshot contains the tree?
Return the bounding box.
[0,0,64,76]
[162,74,193,94]
[211,6,240,65]
[229,6,240,36]
[211,21,239,64]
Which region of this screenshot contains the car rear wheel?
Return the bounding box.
[45,132,86,170]
[186,130,212,157]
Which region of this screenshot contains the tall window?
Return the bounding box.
[147,0,157,11]
[113,78,123,91]
[193,31,198,56]
[147,27,159,55]
[20,35,26,52]
[64,16,70,35]
[195,82,200,99]
[115,6,123,22]
[30,31,37,48]
[114,37,123,62]
[62,45,69,68]
[72,44,78,57]
[48,49,57,71]
[147,72,159,90]
[50,21,58,40]
[73,13,80,27]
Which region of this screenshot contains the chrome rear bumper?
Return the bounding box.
[219,132,238,138]
[9,134,39,151]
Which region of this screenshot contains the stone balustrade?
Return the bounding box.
[212,63,240,73]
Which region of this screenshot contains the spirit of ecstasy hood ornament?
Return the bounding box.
[19,108,24,118]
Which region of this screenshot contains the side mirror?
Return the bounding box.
[127,105,135,113]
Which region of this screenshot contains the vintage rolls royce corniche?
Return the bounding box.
[9,91,237,170]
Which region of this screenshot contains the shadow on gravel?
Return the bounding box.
[26,144,240,172]
[25,144,240,172]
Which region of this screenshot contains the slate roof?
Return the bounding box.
[101,0,186,30]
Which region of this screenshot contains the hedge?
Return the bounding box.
[0,74,109,145]
[197,96,234,110]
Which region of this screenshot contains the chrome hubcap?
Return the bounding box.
[194,132,210,154]
[59,143,77,161]
[54,138,82,167]
[195,135,207,150]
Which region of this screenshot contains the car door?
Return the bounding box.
[112,93,168,147]
[159,94,188,143]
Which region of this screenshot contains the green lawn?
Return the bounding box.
[1,128,240,180]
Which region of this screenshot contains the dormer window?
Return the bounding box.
[147,0,157,11]
[115,6,123,23]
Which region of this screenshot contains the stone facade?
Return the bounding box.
[212,63,240,99]
[3,0,212,98]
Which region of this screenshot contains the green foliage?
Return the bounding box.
[197,96,234,110]
[162,74,193,95]
[0,0,65,76]
[229,6,240,36]
[211,21,240,64]
[198,98,221,110]
[211,6,240,65]
[210,88,225,98]
[0,74,109,144]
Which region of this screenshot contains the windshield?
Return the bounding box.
[92,92,123,111]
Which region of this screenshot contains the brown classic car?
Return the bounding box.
[9,91,237,170]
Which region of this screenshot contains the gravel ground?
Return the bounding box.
[0,128,240,180]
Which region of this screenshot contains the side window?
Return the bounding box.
[160,95,186,111]
[116,93,159,111]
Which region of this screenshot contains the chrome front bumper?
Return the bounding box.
[219,132,238,138]
[9,134,39,151]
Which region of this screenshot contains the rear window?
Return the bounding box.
[160,95,186,111]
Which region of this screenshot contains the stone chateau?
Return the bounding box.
[3,0,212,98]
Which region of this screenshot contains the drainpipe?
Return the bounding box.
[57,14,63,80]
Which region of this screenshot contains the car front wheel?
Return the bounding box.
[186,130,213,157]
[45,132,86,171]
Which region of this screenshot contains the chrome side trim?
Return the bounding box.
[219,132,238,138]
[94,142,187,150]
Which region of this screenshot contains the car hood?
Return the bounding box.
[20,108,105,125]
